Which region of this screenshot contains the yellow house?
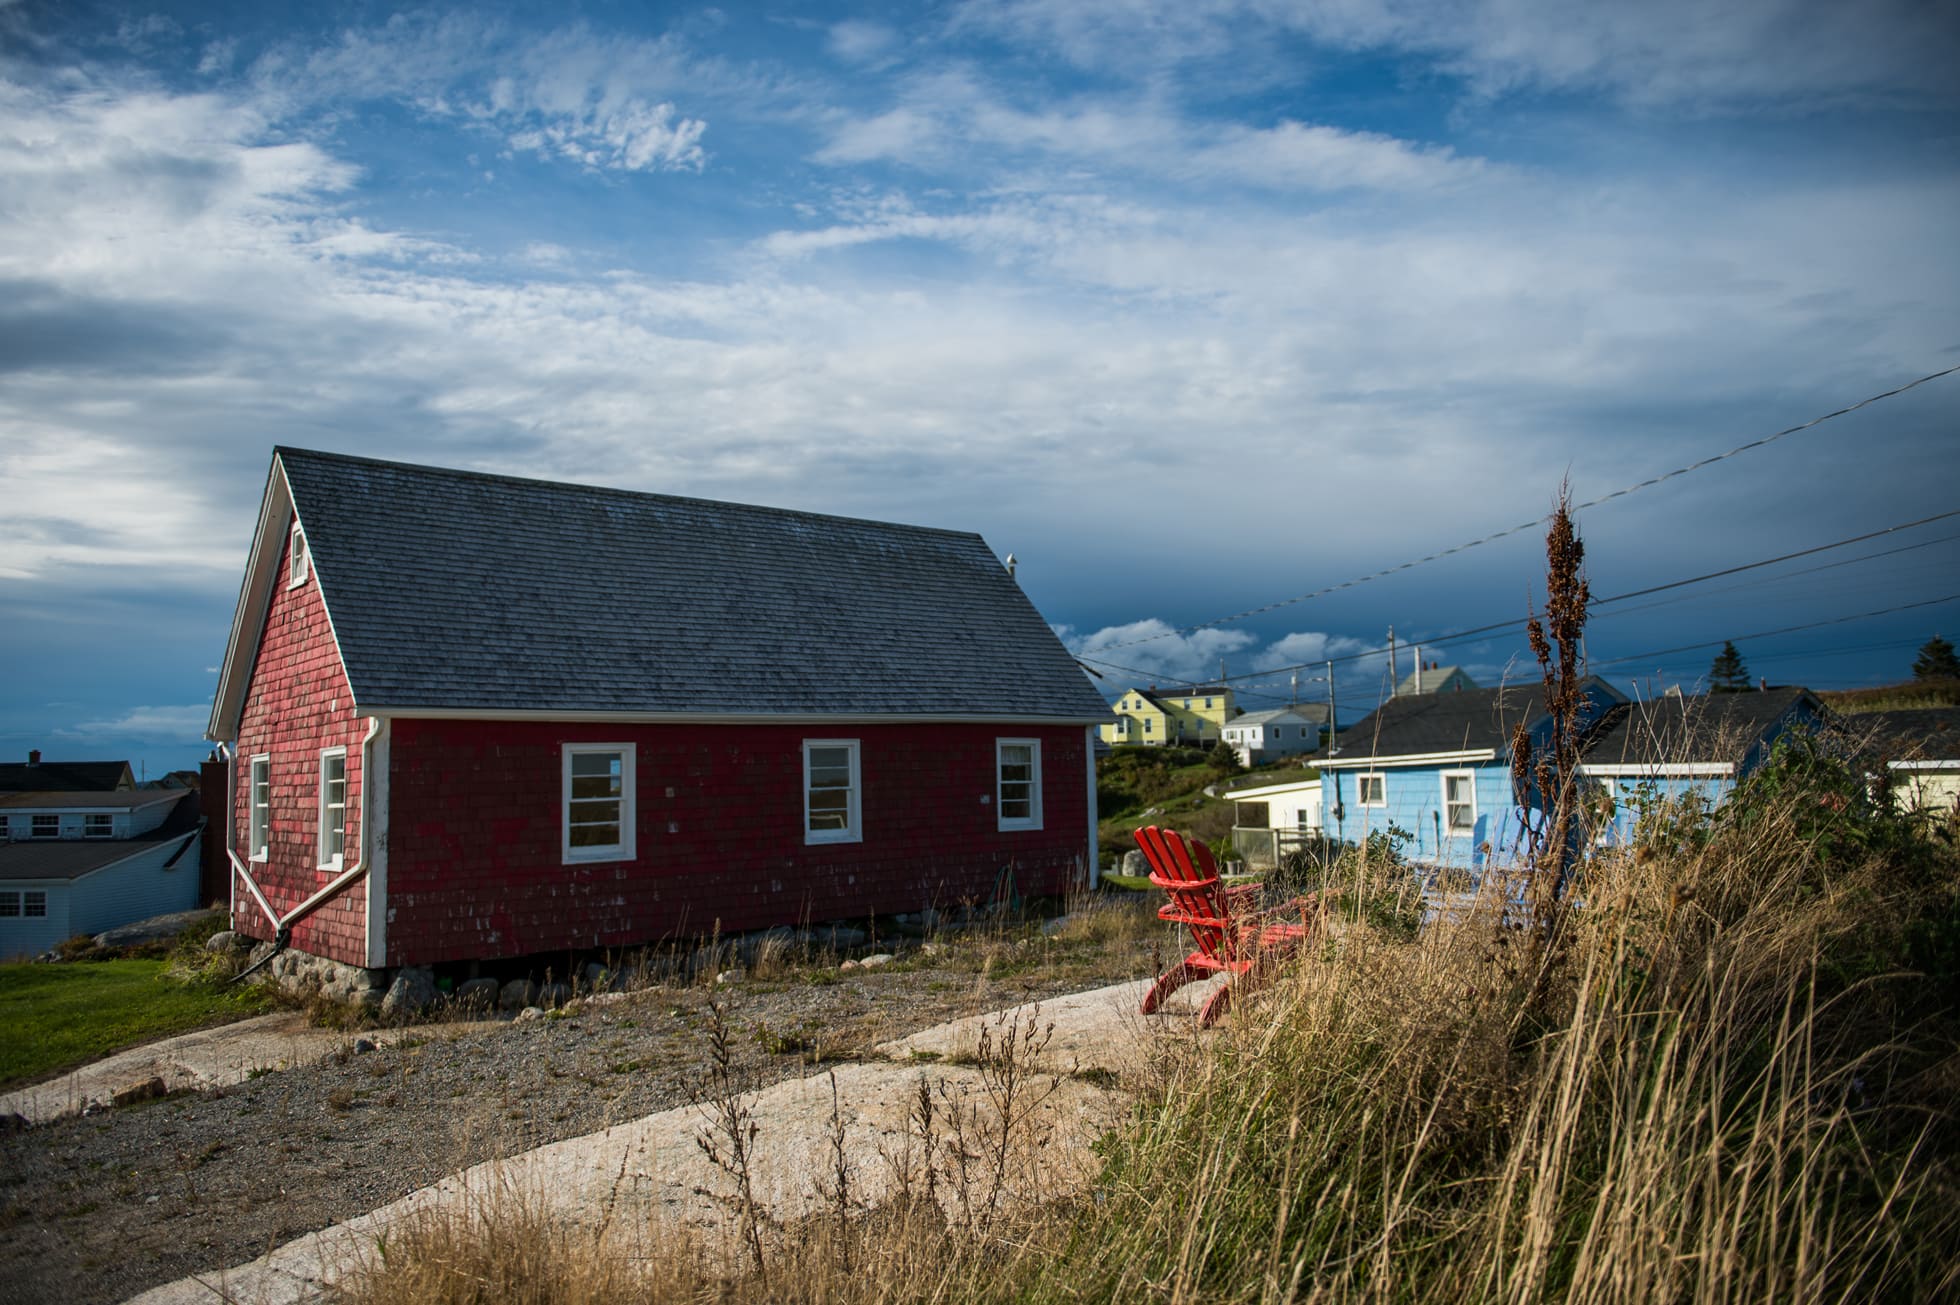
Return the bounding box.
[1100,686,1238,748]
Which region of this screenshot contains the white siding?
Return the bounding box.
[66,833,203,937]
[0,886,70,961]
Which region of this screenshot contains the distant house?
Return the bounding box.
[1221,704,1327,767]
[1222,774,1324,869]
[1317,678,1627,868]
[0,790,202,960]
[0,752,135,793]
[1852,707,1960,820]
[1578,688,1825,843]
[1101,686,1237,748]
[206,448,1107,975]
[1394,664,1477,697]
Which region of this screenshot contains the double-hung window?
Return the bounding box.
[1356,774,1387,807]
[30,814,58,839]
[84,813,113,839]
[249,755,271,860]
[1442,771,1477,836]
[563,744,635,863]
[804,740,861,844]
[0,890,44,918]
[996,739,1042,831]
[318,748,347,869]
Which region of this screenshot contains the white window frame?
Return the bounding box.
[317,747,348,870]
[1442,770,1477,836]
[996,738,1043,831]
[30,814,59,839]
[249,754,271,861]
[1356,773,1387,808]
[287,522,308,588]
[84,813,113,839]
[23,890,45,918]
[803,739,861,845]
[562,743,636,865]
[0,891,17,917]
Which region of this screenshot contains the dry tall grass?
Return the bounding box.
[339,748,1959,1304]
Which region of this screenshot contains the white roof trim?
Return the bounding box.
[1888,759,1960,771]
[208,459,294,741]
[1224,778,1324,801]
[1580,762,1734,778]
[360,707,1110,726]
[1318,748,1496,769]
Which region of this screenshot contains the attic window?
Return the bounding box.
[288,522,308,589]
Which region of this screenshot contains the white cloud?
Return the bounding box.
[828,21,898,65]
[1061,619,1260,689]
[68,704,210,741]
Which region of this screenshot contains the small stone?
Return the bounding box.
[455,977,500,1009]
[582,962,610,990]
[352,1038,377,1055]
[112,1076,167,1107]
[205,930,240,954]
[537,982,572,1009]
[499,978,539,1012]
[1120,850,1149,877]
[714,969,742,985]
[1042,916,1072,937]
[514,1006,546,1023]
[838,959,859,972]
[857,953,895,970]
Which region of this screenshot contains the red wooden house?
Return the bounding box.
[206,449,1109,974]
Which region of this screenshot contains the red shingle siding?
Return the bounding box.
[229,528,368,967]
[384,721,1089,967]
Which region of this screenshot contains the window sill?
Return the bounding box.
[805,831,862,846]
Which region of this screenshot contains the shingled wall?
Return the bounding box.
[229,526,370,967]
[381,719,1090,967]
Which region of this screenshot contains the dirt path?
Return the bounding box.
[125,975,1206,1305]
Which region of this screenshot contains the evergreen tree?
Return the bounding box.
[1913,635,1960,681]
[1709,640,1750,693]
[1207,739,1243,774]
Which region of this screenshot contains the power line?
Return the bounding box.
[1586,592,1960,671]
[1095,364,1960,653]
[1098,509,1960,687]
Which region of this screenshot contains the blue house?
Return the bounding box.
[0,789,203,960]
[1578,687,1824,845]
[1316,678,1627,869]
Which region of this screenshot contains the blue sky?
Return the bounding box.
[2,0,1957,778]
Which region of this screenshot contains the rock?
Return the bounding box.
[455,977,501,1009]
[1041,916,1073,937]
[205,930,241,953]
[352,1037,377,1054]
[514,1006,546,1023]
[857,953,895,970]
[380,967,437,1019]
[582,962,611,990]
[714,969,742,985]
[0,1112,29,1134]
[92,908,225,950]
[112,1076,167,1107]
[1120,850,1150,877]
[811,924,868,949]
[499,978,539,1012]
[838,959,859,972]
[537,982,572,1009]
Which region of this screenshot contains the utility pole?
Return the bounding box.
[1386,625,1398,692]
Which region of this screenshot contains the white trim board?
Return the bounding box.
[1317,748,1496,770]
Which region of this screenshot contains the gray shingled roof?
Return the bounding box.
[1582,688,1819,769]
[0,793,200,882]
[277,448,1107,720]
[1228,705,1330,728]
[1329,683,1551,760]
[0,760,132,793]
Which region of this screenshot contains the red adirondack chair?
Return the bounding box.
[1133,825,1316,1027]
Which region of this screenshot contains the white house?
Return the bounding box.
[1223,774,1324,869]
[0,790,203,959]
[1221,705,1327,768]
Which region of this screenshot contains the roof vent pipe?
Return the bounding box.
[27,750,39,766]
[1414,648,1423,695]
[1004,552,1017,579]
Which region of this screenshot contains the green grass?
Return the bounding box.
[0,958,273,1089]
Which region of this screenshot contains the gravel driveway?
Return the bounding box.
[0,926,1161,1305]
